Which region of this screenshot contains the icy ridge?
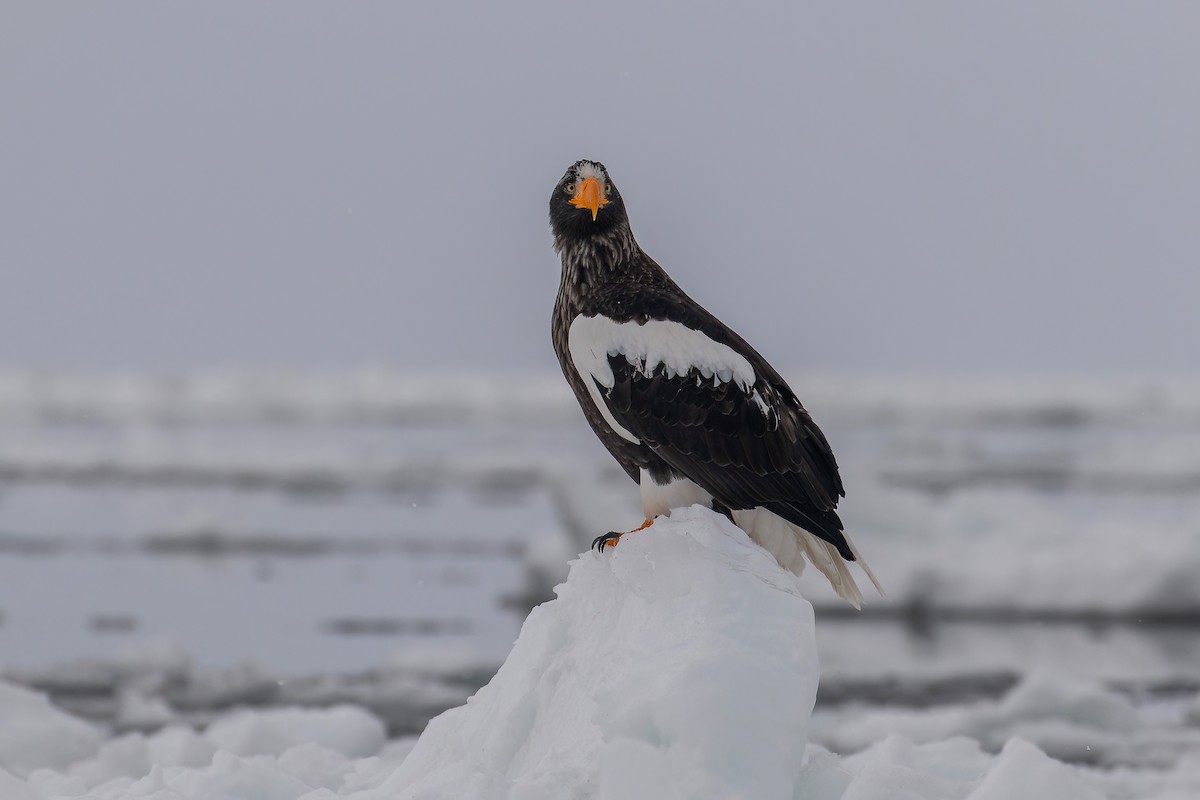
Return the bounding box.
[6,370,1200,426]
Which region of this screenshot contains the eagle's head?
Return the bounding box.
[549,160,629,242]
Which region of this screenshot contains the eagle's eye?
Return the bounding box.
[604,183,613,194]
[564,182,577,195]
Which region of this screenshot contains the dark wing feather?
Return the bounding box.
[583,283,853,560]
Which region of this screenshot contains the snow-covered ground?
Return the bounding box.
[2,509,1199,798]
[3,370,1200,795]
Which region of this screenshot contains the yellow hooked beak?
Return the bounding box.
[568,176,609,221]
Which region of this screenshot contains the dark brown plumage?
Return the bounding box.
[549,159,880,606]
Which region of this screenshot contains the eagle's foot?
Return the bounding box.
[591,518,654,553]
[592,532,622,552]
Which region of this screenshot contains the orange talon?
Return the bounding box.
[591,518,654,553]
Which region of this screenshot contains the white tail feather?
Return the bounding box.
[845,534,885,599]
[732,507,882,609]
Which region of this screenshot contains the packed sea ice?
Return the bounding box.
[6,506,1197,798]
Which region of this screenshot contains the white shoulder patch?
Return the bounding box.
[567,314,770,444]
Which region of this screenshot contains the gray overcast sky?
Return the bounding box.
[1,3,1197,377]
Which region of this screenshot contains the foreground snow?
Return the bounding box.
[7,507,1195,798]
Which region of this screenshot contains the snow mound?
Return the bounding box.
[812,672,1143,767]
[205,705,386,758]
[0,682,102,778]
[389,505,820,799]
[830,735,1103,800]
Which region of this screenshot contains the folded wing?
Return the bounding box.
[566,289,853,560]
